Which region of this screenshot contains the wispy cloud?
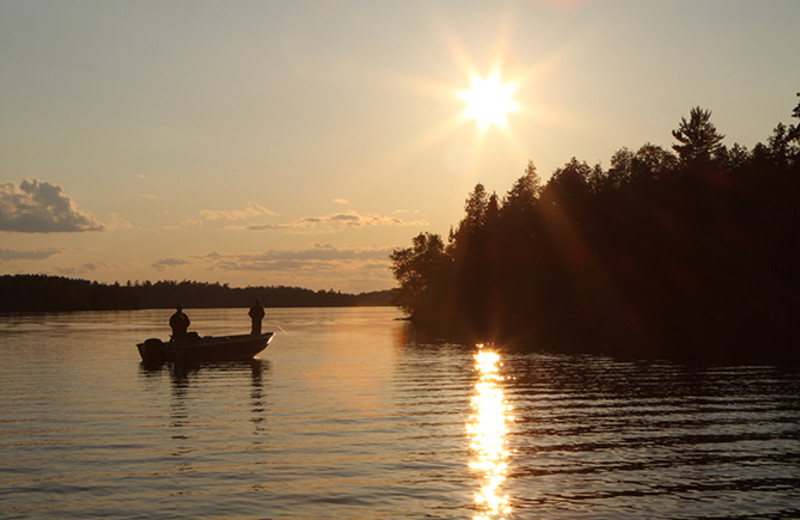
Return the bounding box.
[194,244,394,276]
[105,213,133,231]
[200,245,396,292]
[0,179,104,233]
[332,198,349,205]
[152,258,191,270]
[247,210,427,232]
[55,263,99,276]
[199,203,276,221]
[0,248,61,262]
[165,203,277,229]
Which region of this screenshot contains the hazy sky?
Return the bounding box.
[2,1,798,293]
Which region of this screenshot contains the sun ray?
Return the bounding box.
[383,10,561,176]
[459,72,519,132]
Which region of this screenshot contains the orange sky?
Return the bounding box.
[1,1,798,292]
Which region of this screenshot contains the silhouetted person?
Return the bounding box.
[170,305,190,341]
[249,298,265,336]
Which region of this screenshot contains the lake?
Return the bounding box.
[1,307,798,519]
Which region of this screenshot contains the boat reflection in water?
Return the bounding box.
[467,345,513,520]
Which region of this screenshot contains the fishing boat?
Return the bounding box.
[137,332,274,364]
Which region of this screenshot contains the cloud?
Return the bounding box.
[105,213,133,231]
[157,244,397,292]
[165,203,277,229]
[0,248,61,262]
[152,258,191,270]
[55,263,98,275]
[199,203,276,221]
[246,210,427,232]
[247,223,285,231]
[194,244,395,273]
[0,179,104,233]
[332,198,349,205]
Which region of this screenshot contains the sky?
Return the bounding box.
[1,1,798,293]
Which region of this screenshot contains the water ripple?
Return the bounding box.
[1,308,799,519]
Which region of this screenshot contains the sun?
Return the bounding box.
[459,72,519,132]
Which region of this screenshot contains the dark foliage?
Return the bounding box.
[0,275,393,312]
[391,97,800,363]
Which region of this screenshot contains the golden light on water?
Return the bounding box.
[468,346,513,519]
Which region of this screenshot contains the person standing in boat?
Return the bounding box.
[249,298,265,336]
[169,305,190,341]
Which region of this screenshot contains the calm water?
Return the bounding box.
[1,307,799,519]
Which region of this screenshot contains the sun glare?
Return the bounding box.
[460,73,519,131]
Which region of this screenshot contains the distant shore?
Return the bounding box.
[0,274,394,312]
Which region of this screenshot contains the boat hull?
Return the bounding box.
[137,332,273,364]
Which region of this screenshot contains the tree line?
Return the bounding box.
[0,275,393,312]
[391,95,800,363]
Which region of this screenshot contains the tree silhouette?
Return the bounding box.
[671,107,725,169]
[0,275,390,312]
[503,160,541,212]
[390,94,800,363]
[792,92,800,121]
[788,92,800,168]
[389,232,448,317]
[458,183,490,234]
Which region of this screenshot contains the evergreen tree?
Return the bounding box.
[502,160,540,215]
[671,107,725,169]
[390,94,800,362]
[462,183,489,230]
[789,92,800,169]
[767,123,792,171]
[793,92,800,121]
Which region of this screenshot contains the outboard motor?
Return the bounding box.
[140,338,167,364]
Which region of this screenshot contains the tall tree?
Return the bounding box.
[767,123,792,171]
[793,92,800,121]
[450,183,490,252]
[502,160,541,215]
[789,92,800,169]
[542,157,593,206]
[607,147,635,187]
[462,183,489,230]
[671,107,725,168]
[389,232,447,316]
[633,143,679,181]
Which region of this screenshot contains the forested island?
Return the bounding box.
[390,96,800,363]
[0,275,393,312]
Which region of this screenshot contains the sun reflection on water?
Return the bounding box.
[468,345,513,520]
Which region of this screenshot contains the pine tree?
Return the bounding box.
[503,160,541,214]
[671,107,725,169]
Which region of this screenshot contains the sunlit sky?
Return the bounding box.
[2,1,798,293]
